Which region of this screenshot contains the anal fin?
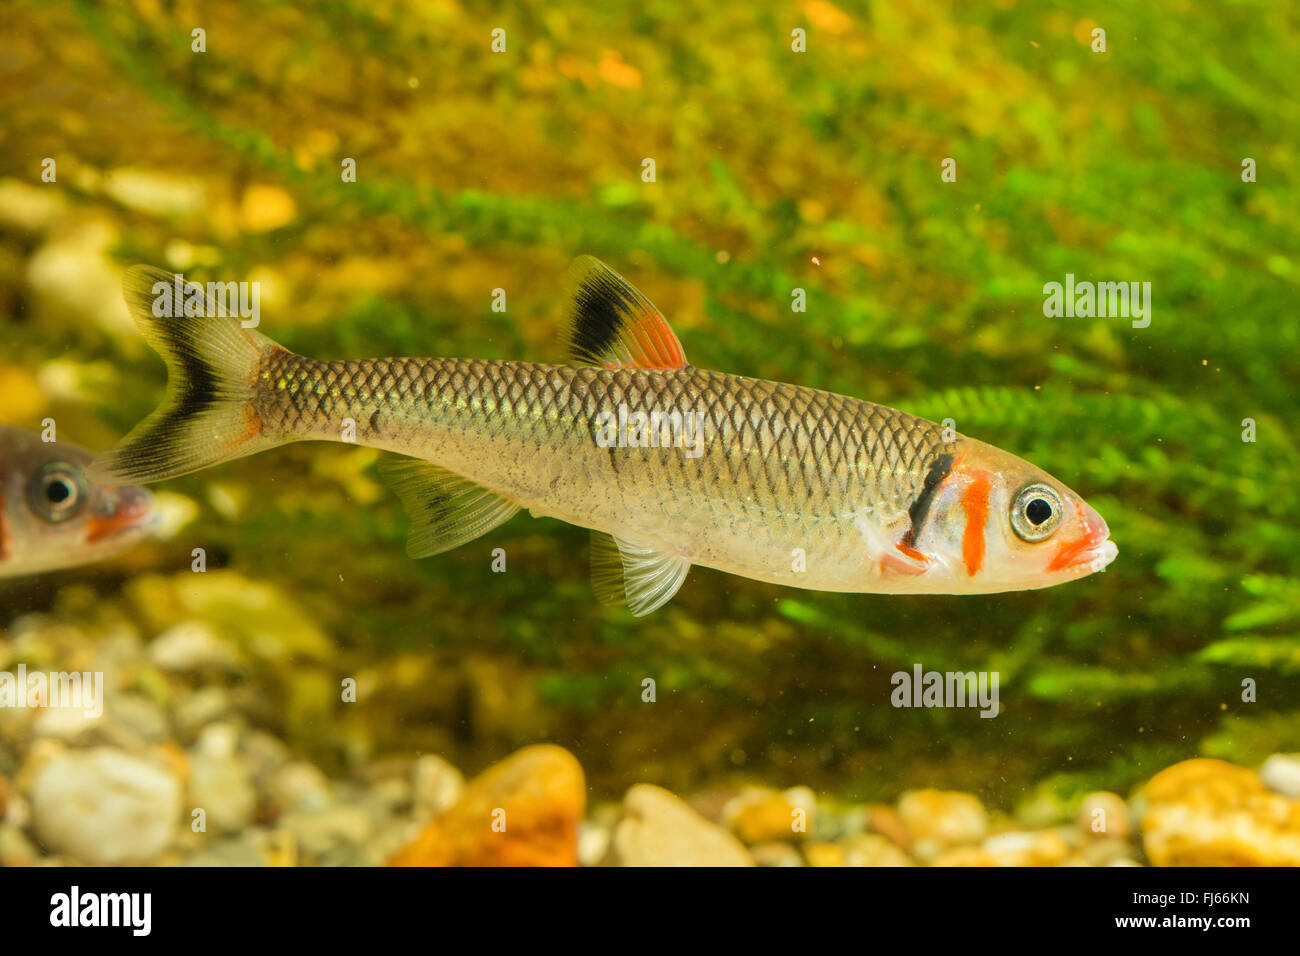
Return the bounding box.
[590,531,691,617]
[378,455,520,558]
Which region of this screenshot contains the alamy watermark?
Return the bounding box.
[1043,274,1151,328]
[594,403,707,458]
[150,274,261,328]
[0,665,104,718]
[891,665,999,718]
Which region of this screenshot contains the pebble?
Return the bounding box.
[390,744,586,867]
[107,693,171,743]
[929,846,999,866]
[1140,758,1300,866]
[981,829,1071,867]
[864,803,911,847]
[578,821,612,867]
[750,841,805,867]
[281,805,373,861]
[265,761,333,815]
[803,841,846,867]
[725,785,816,844]
[189,751,256,833]
[0,824,39,866]
[172,686,233,737]
[1077,836,1138,867]
[31,704,99,742]
[240,729,292,782]
[149,621,242,672]
[28,747,181,864]
[1259,754,1300,798]
[604,783,752,867]
[181,834,269,867]
[412,754,465,819]
[1076,791,1132,840]
[841,832,914,867]
[897,789,989,859]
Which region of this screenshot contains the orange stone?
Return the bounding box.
[387,745,585,867]
[1140,758,1300,867]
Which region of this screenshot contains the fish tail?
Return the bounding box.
[88,266,289,484]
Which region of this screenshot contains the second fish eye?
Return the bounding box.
[1011,484,1062,542]
[28,463,86,522]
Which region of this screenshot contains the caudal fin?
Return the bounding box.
[89,266,287,484]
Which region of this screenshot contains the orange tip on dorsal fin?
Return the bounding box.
[560,256,687,370]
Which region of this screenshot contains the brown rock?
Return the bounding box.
[1140,758,1300,866]
[387,744,585,867]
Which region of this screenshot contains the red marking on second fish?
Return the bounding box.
[961,472,992,576]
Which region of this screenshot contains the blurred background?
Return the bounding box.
[0,0,1297,866]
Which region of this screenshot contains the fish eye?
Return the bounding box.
[26,463,87,523]
[1010,483,1063,542]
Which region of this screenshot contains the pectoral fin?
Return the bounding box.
[379,455,520,558]
[590,531,691,617]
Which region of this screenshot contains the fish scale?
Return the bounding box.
[255,352,950,590]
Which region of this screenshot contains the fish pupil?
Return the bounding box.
[1025,497,1053,525]
[46,478,72,504]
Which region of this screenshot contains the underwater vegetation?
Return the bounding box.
[0,0,1298,858]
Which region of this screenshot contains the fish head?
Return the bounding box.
[914,437,1116,592]
[0,428,158,577]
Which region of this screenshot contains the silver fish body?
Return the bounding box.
[92,257,1117,614]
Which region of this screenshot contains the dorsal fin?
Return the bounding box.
[560,256,687,369]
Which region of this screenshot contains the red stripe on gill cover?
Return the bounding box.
[961,472,992,576]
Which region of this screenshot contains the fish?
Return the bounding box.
[0,425,156,577]
[89,257,1117,615]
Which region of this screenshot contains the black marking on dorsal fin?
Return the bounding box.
[560,256,687,369]
[902,452,954,548]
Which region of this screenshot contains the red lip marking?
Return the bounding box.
[85,513,134,543]
[960,472,991,576]
[85,487,152,543]
[1047,504,1109,571]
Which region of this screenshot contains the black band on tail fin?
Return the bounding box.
[88,266,287,484]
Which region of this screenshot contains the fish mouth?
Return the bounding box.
[1058,537,1118,576]
[85,486,157,543]
[1047,505,1117,575]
